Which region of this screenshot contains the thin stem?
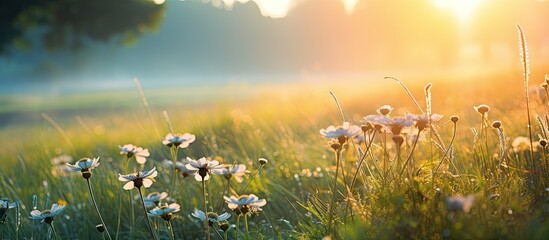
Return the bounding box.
[399,129,422,177]
[235,214,241,240]
[87,179,113,240]
[433,121,458,180]
[218,179,231,212]
[115,189,122,240]
[137,188,157,240]
[240,165,264,195]
[326,149,341,236]
[244,214,249,237]
[48,223,61,240]
[202,180,211,240]
[167,220,175,240]
[212,225,225,240]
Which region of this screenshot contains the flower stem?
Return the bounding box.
[48,222,61,240]
[137,187,157,240]
[202,180,211,240]
[326,149,341,236]
[240,165,265,195]
[87,179,113,240]
[244,214,249,236]
[235,214,240,240]
[166,220,175,240]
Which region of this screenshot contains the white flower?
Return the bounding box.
[408,113,443,131]
[162,133,196,148]
[162,159,198,177]
[364,115,414,135]
[66,157,101,179]
[119,144,150,164]
[143,192,168,208]
[319,122,361,139]
[446,195,475,213]
[214,164,249,183]
[185,157,225,181]
[118,167,158,190]
[511,136,539,153]
[376,105,394,115]
[50,154,73,165]
[191,210,231,223]
[30,203,66,224]
[148,203,181,221]
[0,198,17,223]
[223,194,267,214]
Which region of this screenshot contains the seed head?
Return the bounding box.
[258,158,268,165]
[540,139,548,148]
[492,121,502,129]
[450,115,459,123]
[96,224,105,233]
[219,221,229,231]
[474,104,490,115]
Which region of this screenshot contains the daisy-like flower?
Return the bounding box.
[118,167,158,190]
[214,164,249,183]
[376,105,394,115]
[224,194,267,215]
[119,144,150,165]
[0,198,17,223]
[364,115,414,135]
[143,192,168,208]
[185,157,225,181]
[191,210,231,225]
[148,203,181,221]
[408,113,443,131]
[319,122,361,139]
[162,159,198,177]
[66,157,100,179]
[30,203,66,224]
[446,195,475,213]
[162,133,196,148]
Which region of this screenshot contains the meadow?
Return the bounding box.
[2,48,549,239]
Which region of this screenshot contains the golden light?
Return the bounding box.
[343,0,359,14]
[434,0,483,23]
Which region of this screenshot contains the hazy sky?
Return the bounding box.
[1,0,548,93]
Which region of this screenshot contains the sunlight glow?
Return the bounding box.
[343,0,359,14]
[434,0,482,22]
[222,0,297,18]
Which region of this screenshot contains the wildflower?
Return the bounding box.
[30,203,66,224]
[185,157,225,181]
[408,113,443,131]
[119,144,150,164]
[162,133,196,148]
[445,195,475,213]
[224,194,267,214]
[319,122,361,139]
[364,115,414,135]
[450,115,459,123]
[512,136,539,153]
[148,203,181,221]
[66,157,100,179]
[474,104,491,115]
[143,192,168,208]
[192,210,231,225]
[0,198,17,223]
[376,105,394,115]
[118,167,158,190]
[215,164,249,183]
[96,224,106,233]
[162,159,197,177]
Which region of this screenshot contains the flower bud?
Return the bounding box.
[96,224,105,233]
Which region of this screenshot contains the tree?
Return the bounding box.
[0,0,165,54]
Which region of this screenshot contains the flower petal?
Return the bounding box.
[123,181,135,190]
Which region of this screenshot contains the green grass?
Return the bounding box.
[2,65,549,239]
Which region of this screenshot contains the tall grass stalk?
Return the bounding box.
[326,147,342,236]
[516,25,536,182]
[433,117,458,180]
[202,180,211,240]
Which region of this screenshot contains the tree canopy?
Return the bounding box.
[0,0,165,54]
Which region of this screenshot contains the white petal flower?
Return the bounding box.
[119,144,150,164]
[319,122,361,139]
[118,167,158,190]
[144,192,169,207]
[214,164,249,183]
[192,210,231,223]
[223,194,267,213]
[162,133,196,148]
[66,157,100,172]
[148,203,181,218]
[29,203,66,223]
[446,195,475,213]
[185,157,225,181]
[163,159,198,177]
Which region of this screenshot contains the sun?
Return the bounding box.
[434,0,483,23]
